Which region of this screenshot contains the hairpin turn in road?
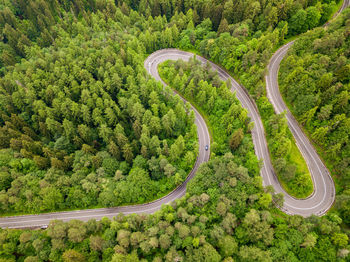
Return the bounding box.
[0,0,348,229]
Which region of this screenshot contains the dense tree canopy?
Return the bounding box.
[279,8,350,224]
[0,0,348,261]
[0,152,347,261]
[159,58,255,159]
[0,2,198,214]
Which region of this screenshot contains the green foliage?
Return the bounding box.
[0,4,198,214]
[261,108,313,198]
[159,58,257,169]
[279,8,350,223]
[1,153,348,261]
[0,1,349,261]
[157,0,318,200]
[62,249,85,262]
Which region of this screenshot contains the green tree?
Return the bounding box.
[306,6,321,29]
[332,233,348,247]
[218,235,237,257]
[238,246,272,262]
[229,128,244,150]
[62,249,85,262]
[218,18,229,34]
[289,9,307,34]
[90,235,105,251]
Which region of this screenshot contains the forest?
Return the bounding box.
[279,8,350,224]
[0,13,199,214]
[0,0,349,261]
[159,58,256,159]
[0,0,336,213]
[1,154,348,261]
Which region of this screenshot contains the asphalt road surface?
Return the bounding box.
[0,1,348,229]
[265,0,350,216]
[0,52,210,229]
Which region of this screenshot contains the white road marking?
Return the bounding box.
[4,17,350,226]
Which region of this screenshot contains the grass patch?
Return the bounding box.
[289,139,310,178]
[279,77,342,194]
[284,136,314,198]
[179,48,314,198]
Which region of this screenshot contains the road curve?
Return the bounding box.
[325,0,350,26]
[0,43,339,228]
[147,49,335,217]
[0,54,210,229]
[1,2,348,229]
[148,50,333,217]
[265,0,350,216]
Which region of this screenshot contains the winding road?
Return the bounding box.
[0,1,348,229]
[0,53,211,229]
[265,0,350,216]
